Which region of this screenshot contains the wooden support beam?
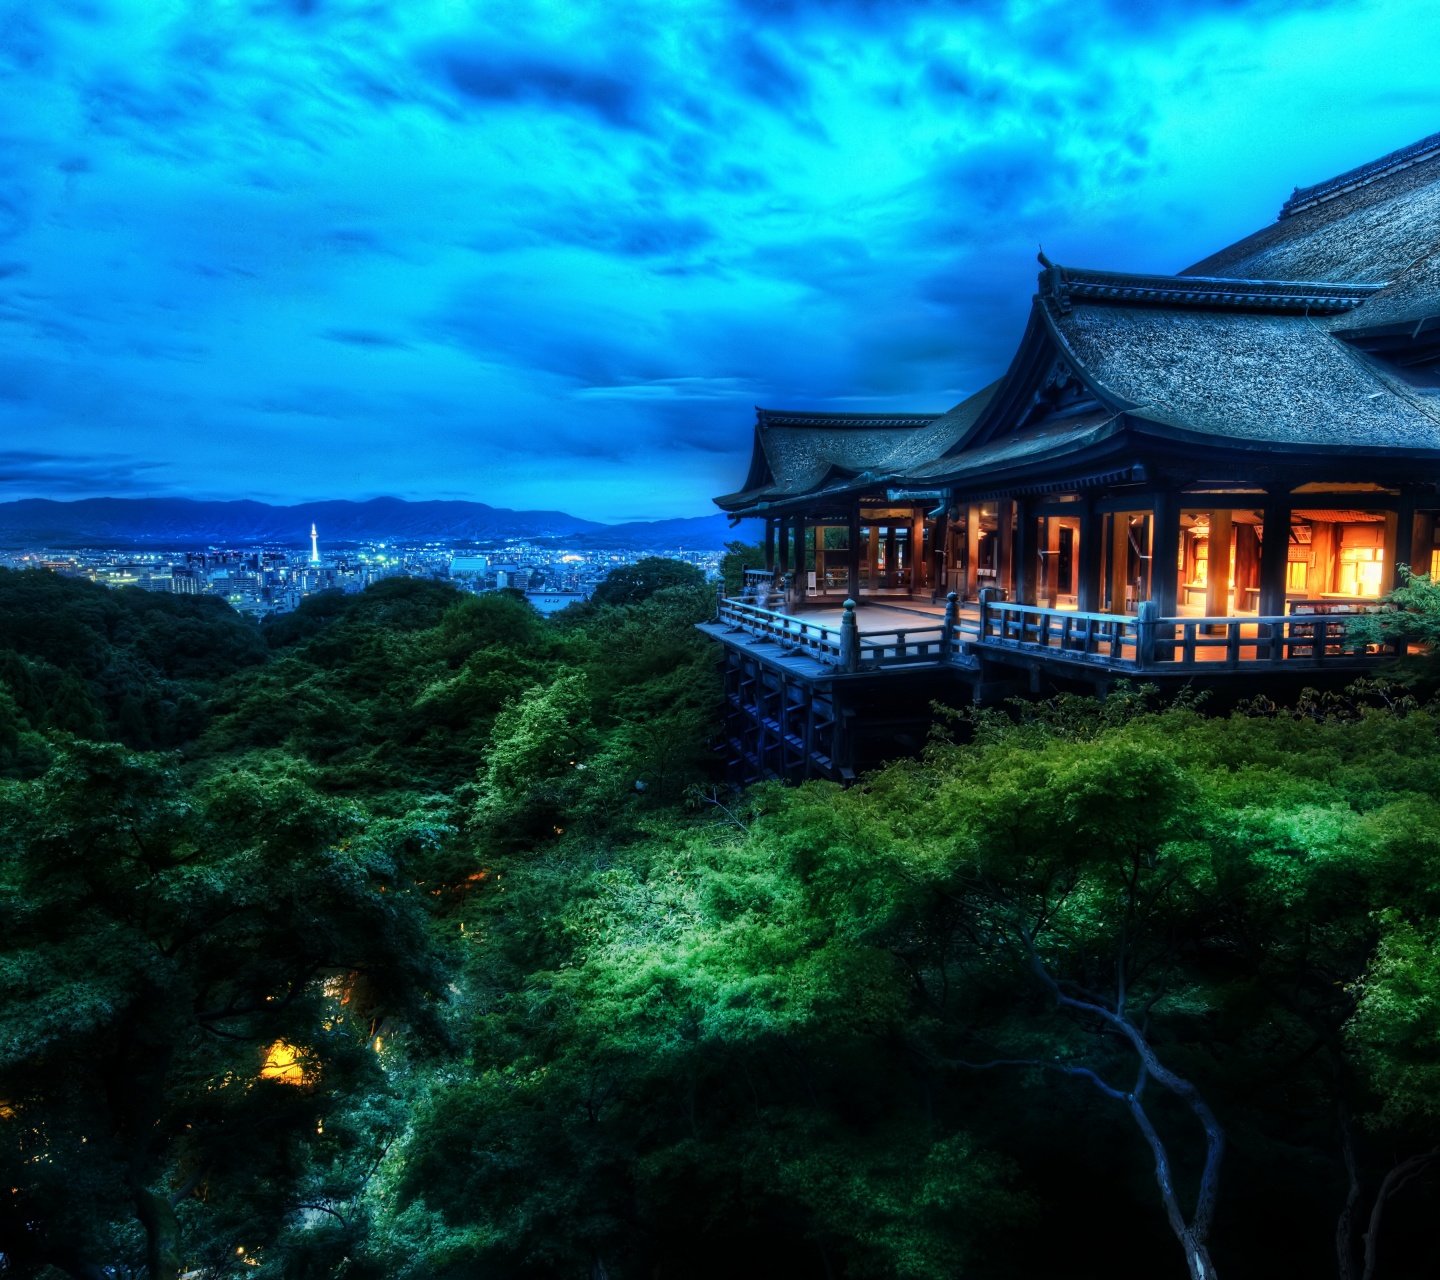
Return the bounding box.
[1388,493,1415,590]
[910,508,926,597]
[1414,510,1437,579]
[966,504,981,600]
[884,526,897,591]
[1258,494,1290,617]
[1150,492,1181,617]
[868,524,880,593]
[1078,497,1102,613]
[764,518,775,573]
[1042,516,1062,606]
[795,516,808,603]
[1109,512,1131,614]
[1014,497,1037,606]
[1205,508,1233,619]
[931,509,949,602]
[777,515,790,575]
[847,502,861,600]
[997,500,1015,601]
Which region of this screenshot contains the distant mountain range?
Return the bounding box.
[0,498,737,550]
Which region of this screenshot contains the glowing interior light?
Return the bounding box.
[259,1040,308,1085]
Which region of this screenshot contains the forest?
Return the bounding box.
[2,556,1439,1280]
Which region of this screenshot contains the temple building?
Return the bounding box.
[702,131,1440,783]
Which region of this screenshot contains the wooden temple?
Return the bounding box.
[700,131,1440,782]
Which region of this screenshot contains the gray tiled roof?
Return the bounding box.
[715,388,998,510]
[1048,303,1440,449]
[1184,139,1440,284]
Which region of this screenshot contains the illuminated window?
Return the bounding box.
[1338,547,1384,597]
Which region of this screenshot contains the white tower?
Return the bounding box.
[309,522,320,565]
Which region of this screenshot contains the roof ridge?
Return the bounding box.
[1279,130,1440,219]
[1039,261,1383,314]
[754,408,943,429]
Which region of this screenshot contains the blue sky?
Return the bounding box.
[2,0,1439,521]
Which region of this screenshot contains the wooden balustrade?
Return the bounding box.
[717,593,1399,676]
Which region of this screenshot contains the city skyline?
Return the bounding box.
[5,2,1440,520]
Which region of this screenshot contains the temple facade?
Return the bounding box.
[702,131,1440,783]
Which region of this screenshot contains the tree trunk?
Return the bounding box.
[1334,1102,1362,1280]
[133,1185,183,1280]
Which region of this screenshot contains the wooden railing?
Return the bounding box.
[975,596,1398,670]
[717,592,1400,677]
[979,600,1141,665]
[717,596,845,665]
[717,595,962,672]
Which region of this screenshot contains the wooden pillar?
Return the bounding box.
[1387,493,1415,590]
[1413,510,1437,579]
[847,502,861,600]
[966,504,981,600]
[1309,520,1337,597]
[794,515,808,602]
[1042,516,1062,607]
[910,508,926,597]
[1014,497,1037,606]
[777,515,790,575]
[867,523,880,593]
[1149,492,1181,617]
[1109,513,1131,614]
[997,500,1015,601]
[1205,508,1233,619]
[814,525,826,594]
[1078,497,1103,612]
[1258,493,1290,617]
[1233,522,1261,609]
[884,526,897,591]
[930,510,949,601]
[764,518,775,573]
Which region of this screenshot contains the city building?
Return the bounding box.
[704,130,1440,783]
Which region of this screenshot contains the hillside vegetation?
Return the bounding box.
[2,561,1439,1280]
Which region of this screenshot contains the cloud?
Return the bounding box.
[0,0,1433,519]
[435,43,650,130]
[0,451,163,494]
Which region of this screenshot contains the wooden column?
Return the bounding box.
[1204,508,1233,619]
[777,515,790,575]
[1258,494,1290,617]
[965,504,981,600]
[910,508,926,597]
[1233,523,1261,608]
[1413,510,1437,579]
[1014,497,1037,606]
[847,502,861,600]
[997,500,1015,601]
[764,518,775,573]
[1149,492,1181,617]
[814,525,826,595]
[1387,493,1415,590]
[794,515,809,602]
[884,526,897,591]
[1078,497,1103,612]
[1309,520,1337,596]
[1109,513,1131,614]
[1042,517,1062,606]
[931,509,949,602]
[867,523,880,593]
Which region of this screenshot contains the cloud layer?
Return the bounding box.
[1,0,1437,519]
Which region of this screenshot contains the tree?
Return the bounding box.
[0,741,450,1279]
[588,557,706,608]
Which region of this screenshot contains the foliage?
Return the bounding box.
[719,539,766,595]
[0,568,266,760]
[8,556,1440,1279]
[586,556,705,608]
